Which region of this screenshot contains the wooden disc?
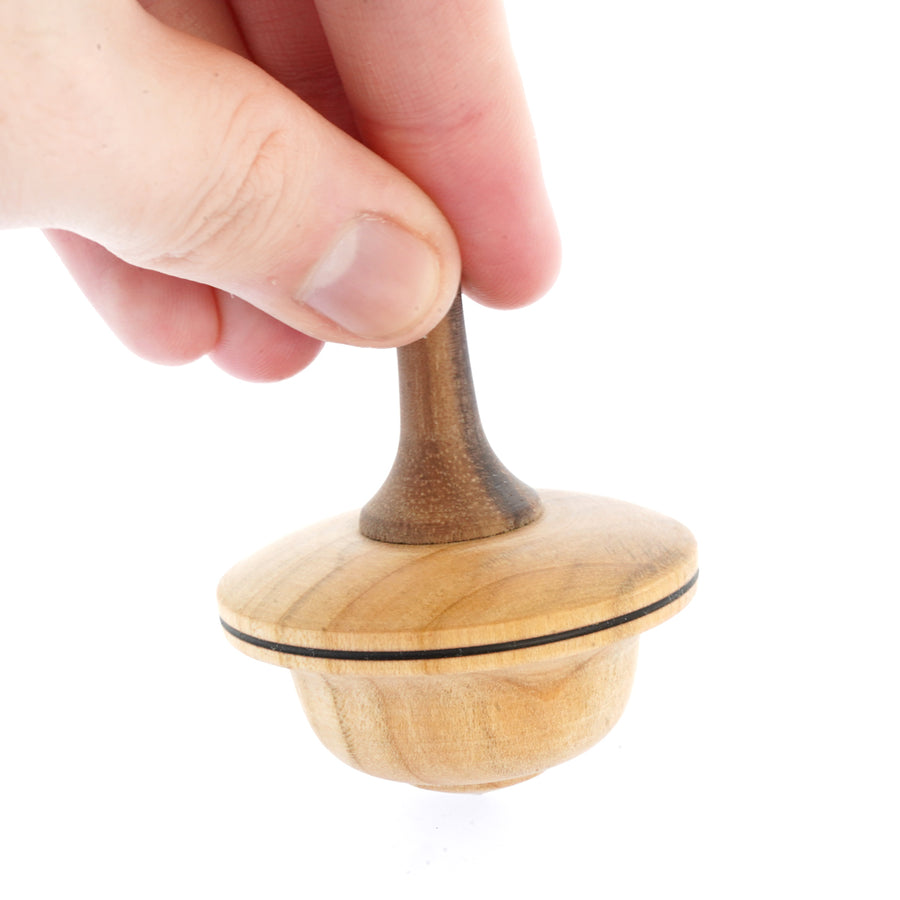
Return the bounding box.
[218,490,698,675]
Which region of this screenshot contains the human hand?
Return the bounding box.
[0,1,560,381]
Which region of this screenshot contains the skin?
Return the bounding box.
[0,0,560,381]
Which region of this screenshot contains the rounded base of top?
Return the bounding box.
[293,637,640,791]
[414,774,540,794]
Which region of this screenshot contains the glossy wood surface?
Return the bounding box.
[217,295,698,789]
[218,490,697,677]
[359,293,542,544]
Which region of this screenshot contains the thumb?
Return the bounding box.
[11,3,461,347]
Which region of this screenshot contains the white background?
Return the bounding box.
[1,2,898,897]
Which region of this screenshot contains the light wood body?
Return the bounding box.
[218,490,697,790]
[294,639,639,791]
[218,295,697,791]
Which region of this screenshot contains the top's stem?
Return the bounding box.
[359,293,543,545]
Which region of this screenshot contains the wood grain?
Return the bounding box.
[218,490,697,790]
[359,293,542,544]
[218,490,698,677]
[216,296,699,790]
[293,639,640,792]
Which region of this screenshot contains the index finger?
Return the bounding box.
[313,0,561,308]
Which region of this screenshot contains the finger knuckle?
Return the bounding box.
[143,99,295,270]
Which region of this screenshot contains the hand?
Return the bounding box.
[0,0,560,380]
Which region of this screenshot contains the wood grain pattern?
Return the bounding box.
[218,490,697,791]
[293,639,639,792]
[218,490,698,677]
[359,293,542,544]
[217,295,699,790]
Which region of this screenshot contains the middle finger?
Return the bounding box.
[227,0,357,134]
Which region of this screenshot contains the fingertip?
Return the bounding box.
[463,217,562,310]
[123,282,220,366]
[208,291,323,382]
[209,331,323,382]
[292,212,460,347]
[46,229,220,365]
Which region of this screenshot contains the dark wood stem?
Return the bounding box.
[359,293,543,544]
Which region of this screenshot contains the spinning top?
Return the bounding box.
[218,294,698,792]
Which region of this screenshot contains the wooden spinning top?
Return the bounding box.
[218,295,698,792]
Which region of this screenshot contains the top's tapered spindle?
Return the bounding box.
[359,292,543,544]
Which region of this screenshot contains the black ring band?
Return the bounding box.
[219,570,698,662]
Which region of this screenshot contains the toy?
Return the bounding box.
[218,294,698,791]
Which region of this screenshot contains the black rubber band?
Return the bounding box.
[219,570,698,662]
